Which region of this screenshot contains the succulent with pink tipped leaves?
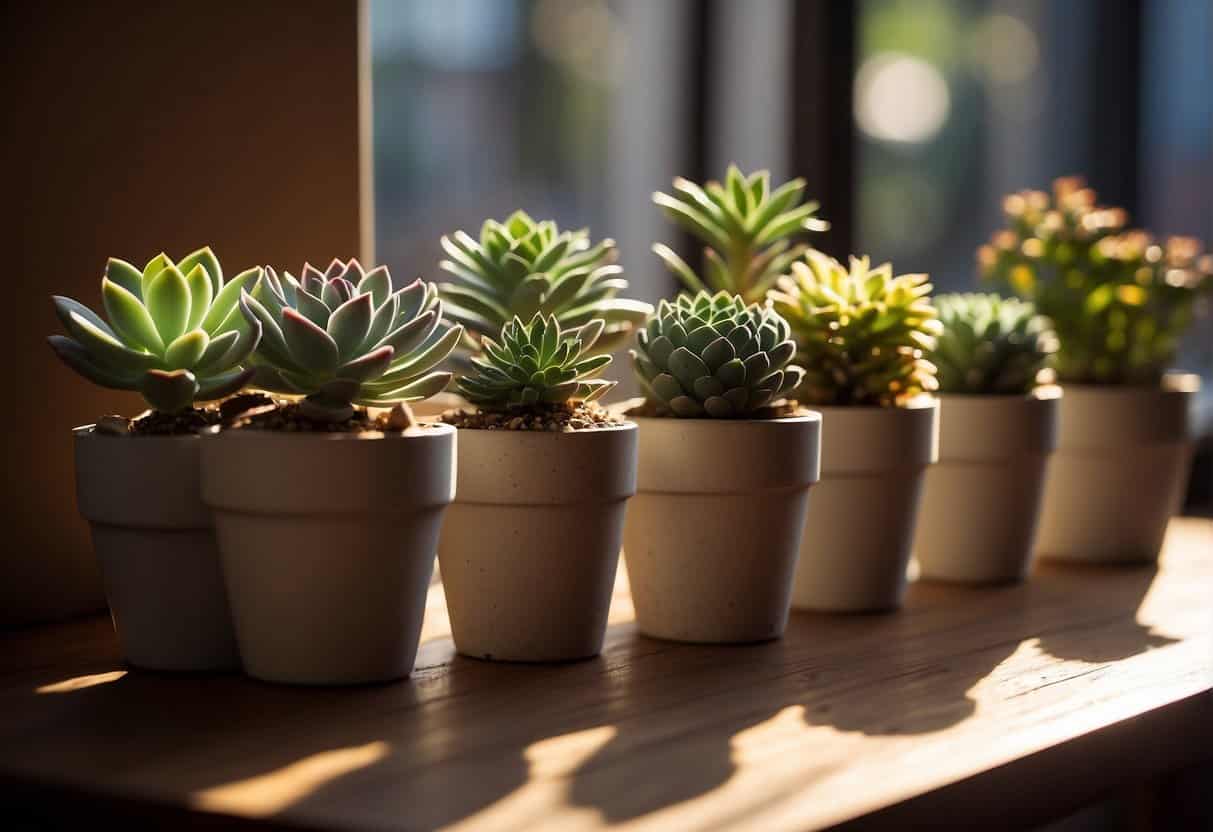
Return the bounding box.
[457,313,615,407]
[49,247,263,414]
[632,290,804,418]
[239,259,463,421]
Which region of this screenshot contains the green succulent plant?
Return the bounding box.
[438,211,652,356]
[631,290,804,418]
[652,165,829,303]
[457,313,615,406]
[980,176,1212,385]
[769,250,941,407]
[239,259,463,421]
[932,294,1056,395]
[49,247,263,414]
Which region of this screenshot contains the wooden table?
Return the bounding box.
[2,519,1210,831]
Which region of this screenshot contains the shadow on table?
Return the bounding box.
[1032,562,1177,664]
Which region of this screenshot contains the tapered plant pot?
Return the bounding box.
[438,423,637,662]
[913,389,1060,583]
[1034,374,1198,564]
[792,398,939,612]
[622,405,821,643]
[201,424,456,685]
[74,427,240,672]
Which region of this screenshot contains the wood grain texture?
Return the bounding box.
[0,519,1210,831]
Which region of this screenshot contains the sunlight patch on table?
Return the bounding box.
[191,741,389,817]
[36,670,126,693]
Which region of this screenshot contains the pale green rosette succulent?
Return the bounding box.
[932,293,1056,395]
[439,211,651,356]
[49,247,263,413]
[652,165,829,303]
[631,290,804,418]
[239,259,463,421]
[457,313,615,407]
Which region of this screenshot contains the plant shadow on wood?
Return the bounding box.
[1031,562,1177,664]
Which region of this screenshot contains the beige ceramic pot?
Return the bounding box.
[913,390,1060,583]
[792,398,939,612]
[622,406,821,643]
[201,424,455,685]
[438,423,637,662]
[74,428,240,672]
[1034,374,1198,564]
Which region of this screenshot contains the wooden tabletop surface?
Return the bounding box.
[1,518,1210,831]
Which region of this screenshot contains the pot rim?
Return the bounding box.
[808,394,940,414]
[453,420,639,434]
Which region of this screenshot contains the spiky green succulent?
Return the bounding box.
[932,294,1056,395]
[652,165,829,303]
[438,211,652,356]
[49,247,263,414]
[980,176,1212,385]
[239,259,462,421]
[631,291,804,418]
[769,250,941,407]
[457,314,615,406]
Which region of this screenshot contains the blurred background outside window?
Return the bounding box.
[371,0,1211,389]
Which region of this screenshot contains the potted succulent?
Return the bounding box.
[981,177,1212,563]
[201,259,462,685]
[437,313,636,662]
[771,251,941,613]
[913,293,1060,583]
[48,247,262,671]
[625,290,821,643]
[651,164,829,303]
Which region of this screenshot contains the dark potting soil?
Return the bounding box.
[440,401,625,432]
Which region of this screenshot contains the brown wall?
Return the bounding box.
[3,2,365,622]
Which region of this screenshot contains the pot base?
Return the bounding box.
[93,525,240,672]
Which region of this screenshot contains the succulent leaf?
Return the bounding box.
[439,213,651,356]
[931,294,1056,395]
[631,290,803,418]
[49,249,265,414]
[240,259,461,421]
[769,251,941,407]
[979,176,1212,385]
[652,165,829,303]
[457,313,616,407]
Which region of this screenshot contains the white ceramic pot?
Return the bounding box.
[438,423,637,662]
[201,424,456,685]
[913,390,1060,583]
[792,399,939,612]
[622,408,821,643]
[74,428,240,672]
[1034,375,1198,564]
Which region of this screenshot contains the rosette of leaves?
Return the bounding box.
[438,211,652,356]
[979,176,1212,384]
[769,250,941,407]
[652,165,829,303]
[932,294,1056,395]
[631,290,804,418]
[457,313,615,406]
[49,247,263,413]
[239,259,463,421]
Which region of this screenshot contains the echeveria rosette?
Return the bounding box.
[49,247,263,414]
[652,165,829,303]
[239,259,463,421]
[457,313,616,407]
[769,250,941,407]
[439,211,652,356]
[631,290,804,418]
[979,176,1213,385]
[932,294,1057,395]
